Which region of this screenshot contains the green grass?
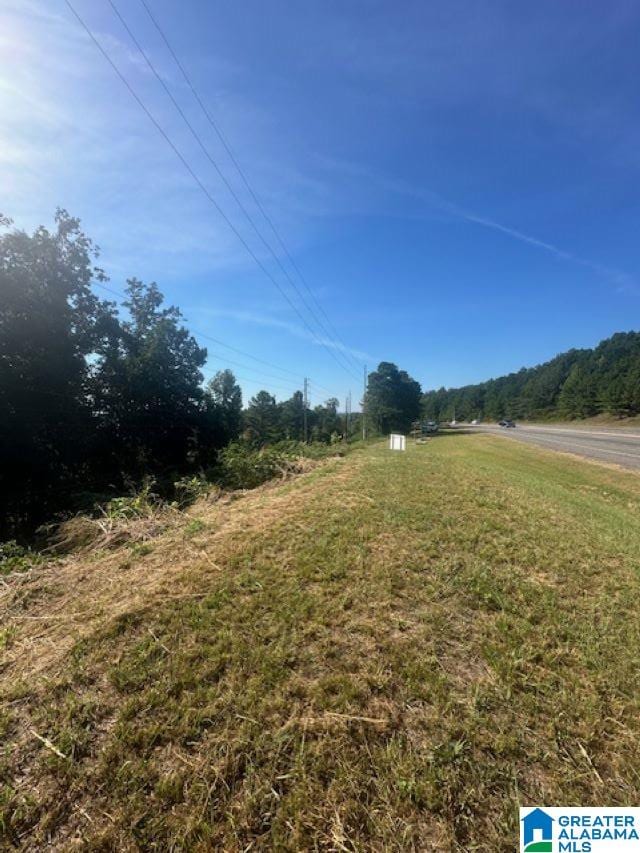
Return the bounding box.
[2,435,640,850]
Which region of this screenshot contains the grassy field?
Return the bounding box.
[2,434,640,850]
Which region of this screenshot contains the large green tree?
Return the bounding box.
[244,390,281,445]
[204,369,243,448]
[312,397,341,442]
[278,390,306,441]
[365,362,422,434]
[0,210,113,534]
[92,278,207,480]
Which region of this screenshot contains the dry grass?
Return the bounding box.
[1,437,640,850]
[1,456,341,683]
[47,509,178,555]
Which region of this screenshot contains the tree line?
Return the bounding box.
[1,211,424,539]
[0,213,336,537]
[422,333,640,423]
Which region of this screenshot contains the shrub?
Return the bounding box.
[270,440,344,460]
[173,475,218,508]
[0,541,42,576]
[103,481,159,520]
[216,441,343,490]
[216,443,286,490]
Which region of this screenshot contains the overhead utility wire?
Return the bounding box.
[95,283,339,400]
[204,353,305,390]
[26,274,339,398]
[66,0,359,383]
[65,1,354,384]
[201,366,303,397]
[94,282,315,392]
[108,0,358,380]
[188,332,302,381]
[307,378,337,397]
[138,0,364,374]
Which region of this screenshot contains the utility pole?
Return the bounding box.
[362,364,367,441]
[344,394,349,441]
[303,377,308,443]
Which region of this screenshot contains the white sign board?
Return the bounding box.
[389,433,406,451]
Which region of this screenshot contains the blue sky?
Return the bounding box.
[2,0,640,407]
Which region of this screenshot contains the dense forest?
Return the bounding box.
[422,332,640,423]
[0,211,421,540]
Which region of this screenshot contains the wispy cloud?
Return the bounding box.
[201,307,373,363]
[441,202,635,292]
[322,159,635,292]
[4,0,636,321]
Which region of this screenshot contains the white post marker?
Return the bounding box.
[389,434,406,451]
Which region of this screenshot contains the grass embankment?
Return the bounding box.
[2,435,640,850]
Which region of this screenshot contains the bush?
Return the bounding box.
[216,441,343,490]
[216,443,286,490]
[173,475,219,508]
[270,440,345,461]
[0,541,42,576]
[103,481,159,520]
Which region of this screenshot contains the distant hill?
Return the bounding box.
[422,331,640,422]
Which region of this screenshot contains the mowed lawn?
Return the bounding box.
[2,434,640,850]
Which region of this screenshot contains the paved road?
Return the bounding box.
[474,423,640,470]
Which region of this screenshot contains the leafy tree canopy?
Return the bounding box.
[365,362,422,434]
[0,209,113,530]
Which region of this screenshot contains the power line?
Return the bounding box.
[202,365,331,405]
[204,352,304,389]
[187,330,302,381]
[201,366,300,397]
[96,282,300,388]
[65,0,360,383]
[202,355,308,393]
[307,378,337,398]
[104,282,360,396]
[138,0,364,374]
[8,286,337,403]
[94,281,334,396]
[95,283,301,378]
[109,0,359,379]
